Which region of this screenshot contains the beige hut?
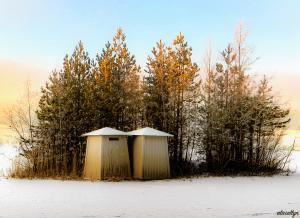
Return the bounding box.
[128,127,173,180]
[82,127,130,180]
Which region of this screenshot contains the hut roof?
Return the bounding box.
[127,127,173,137]
[82,127,128,136]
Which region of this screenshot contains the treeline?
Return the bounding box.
[9,27,291,178]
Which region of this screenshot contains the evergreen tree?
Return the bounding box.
[92,28,141,131]
[143,34,200,174]
[168,33,199,166]
[36,41,92,177]
[200,26,290,173]
[143,40,171,131]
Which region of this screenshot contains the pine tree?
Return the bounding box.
[143,33,200,174]
[36,41,92,177]
[143,40,171,131]
[92,28,141,131]
[169,33,199,165]
[200,25,290,173]
[252,76,290,168]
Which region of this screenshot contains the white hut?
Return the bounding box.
[128,127,173,180]
[82,127,130,180]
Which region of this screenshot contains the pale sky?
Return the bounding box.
[0,0,300,142]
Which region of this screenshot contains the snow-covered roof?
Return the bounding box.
[127,127,173,137]
[82,127,128,136]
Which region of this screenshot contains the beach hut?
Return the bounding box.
[128,127,173,180]
[82,127,130,180]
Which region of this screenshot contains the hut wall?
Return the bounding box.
[132,136,144,179]
[83,136,102,180]
[142,136,170,180]
[101,136,131,179]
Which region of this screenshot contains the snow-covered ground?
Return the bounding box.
[0,144,18,176]
[0,146,300,217]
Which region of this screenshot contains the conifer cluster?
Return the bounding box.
[9,27,291,177]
